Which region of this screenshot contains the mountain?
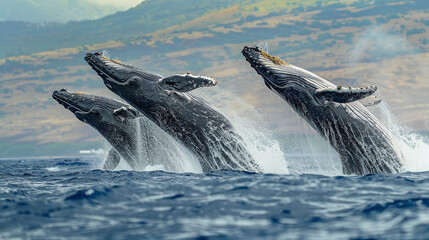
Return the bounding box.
[0,0,130,23]
[0,0,429,157]
[0,0,243,59]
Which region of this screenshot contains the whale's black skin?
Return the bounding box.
[242,46,404,175]
[52,89,156,171]
[84,52,261,173]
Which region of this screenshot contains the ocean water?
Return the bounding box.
[1,157,429,240]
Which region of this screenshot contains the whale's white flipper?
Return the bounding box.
[158,72,217,92]
[315,85,377,104]
[102,148,121,170]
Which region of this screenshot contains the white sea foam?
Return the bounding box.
[45,167,61,172]
[229,110,289,174]
[144,165,167,171]
[376,102,429,172]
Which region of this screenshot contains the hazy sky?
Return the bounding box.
[87,0,144,9]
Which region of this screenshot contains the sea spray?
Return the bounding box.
[101,141,131,171]
[299,117,342,175]
[101,117,202,173]
[200,88,348,175]
[279,107,342,175]
[144,120,202,173]
[376,102,429,172]
[231,112,289,174]
[134,117,154,171]
[201,89,289,174]
[349,26,429,173]
[257,41,270,54]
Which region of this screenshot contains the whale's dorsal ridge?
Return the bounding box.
[158,72,217,92]
[315,85,377,104]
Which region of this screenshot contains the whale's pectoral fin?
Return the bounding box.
[113,106,140,122]
[158,72,217,92]
[359,95,382,107]
[102,148,121,171]
[315,85,377,104]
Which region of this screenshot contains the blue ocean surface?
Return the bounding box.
[1,157,429,240]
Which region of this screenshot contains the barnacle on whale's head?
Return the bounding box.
[260,50,290,66]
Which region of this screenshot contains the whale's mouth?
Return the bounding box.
[242,46,292,89]
[85,52,135,87]
[52,89,93,115]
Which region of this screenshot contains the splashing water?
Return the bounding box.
[287,111,342,175]
[257,41,270,53]
[103,117,203,173]
[101,49,110,59]
[348,25,429,173]
[100,90,428,175]
[134,117,146,170]
[201,90,289,174]
[143,119,202,173]
[229,108,289,174]
[376,102,429,172]
[100,88,291,174]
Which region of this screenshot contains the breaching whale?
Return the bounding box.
[242,46,403,175]
[52,89,195,172]
[84,52,261,173]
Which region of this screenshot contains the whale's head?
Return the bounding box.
[242,46,298,90]
[52,89,140,130]
[85,52,162,100]
[242,46,323,91]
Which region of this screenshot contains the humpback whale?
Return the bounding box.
[84,52,261,173]
[242,46,403,175]
[52,89,191,171]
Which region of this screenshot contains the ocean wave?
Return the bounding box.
[1,157,429,239]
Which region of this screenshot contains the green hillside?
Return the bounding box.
[0,0,246,58]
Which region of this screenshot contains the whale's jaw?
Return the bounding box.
[52,89,125,123]
[52,89,93,115]
[84,52,139,88]
[242,46,295,89]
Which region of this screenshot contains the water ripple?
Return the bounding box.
[1,158,429,239]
